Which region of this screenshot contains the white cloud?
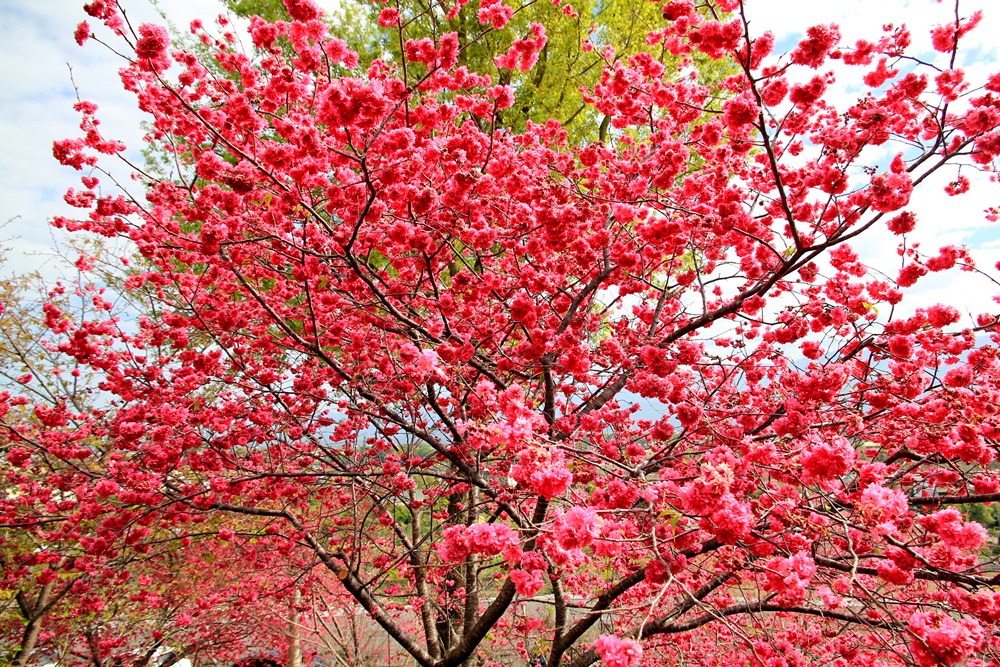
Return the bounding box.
[748,0,998,57]
[0,0,211,278]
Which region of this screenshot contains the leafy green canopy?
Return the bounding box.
[222,0,734,143]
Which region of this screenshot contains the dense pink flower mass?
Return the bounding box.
[908,612,985,667]
[721,92,758,130]
[594,636,643,667]
[764,552,817,606]
[134,23,169,71]
[556,507,603,549]
[790,24,840,67]
[439,523,522,563]
[9,0,1000,665]
[800,435,856,484]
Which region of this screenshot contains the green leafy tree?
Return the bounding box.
[219,0,735,143]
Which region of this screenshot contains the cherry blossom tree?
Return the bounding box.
[12,0,1000,665]
[0,249,313,665]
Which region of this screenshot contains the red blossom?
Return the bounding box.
[887,211,916,235]
[936,69,967,102]
[790,24,840,68]
[378,8,400,26]
[869,171,913,212]
[908,612,984,667]
[863,58,897,88]
[594,636,642,667]
[134,23,170,71]
[722,92,758,131]
[478,0,514,29]
[74,21,91,45]
[761,78,788,106]
[662,0,694,22]
[283,0,321,22]
[494,22,547,71]
[930,11,982,53]
[764,551,816,606]
[800,436,856,485]
[789,76,827,107]
[944,175,970,196]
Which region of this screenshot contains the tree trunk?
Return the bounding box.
[288,588,303,667]
[12,580,55,667]
[12,613,45,667]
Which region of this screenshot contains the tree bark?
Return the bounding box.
[12,612,45,667]
[12,580,55,667]
[288,588,303,667]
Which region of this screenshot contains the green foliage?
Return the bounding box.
[221,0,736,144]
[226,0,292,22]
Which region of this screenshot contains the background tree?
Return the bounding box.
[0,246,113,667]
[19,0,1000,666]
[216,0,734,143]
[0,248,317,666]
